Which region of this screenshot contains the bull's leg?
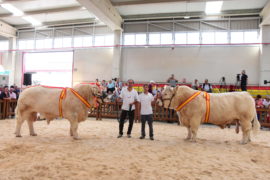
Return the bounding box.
[71,121,79,140]
[27,112,37,136]
[15,117,25,137]
[184,127,192,141]
[70,127,73,136]
[189,117,200,142]
[240,120,252,144]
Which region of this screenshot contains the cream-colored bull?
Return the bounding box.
[15,84,101,139]
[162,85,260,144]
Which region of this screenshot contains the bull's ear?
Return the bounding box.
[173,86,178,94]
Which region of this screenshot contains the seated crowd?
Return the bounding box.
[0,85,20,100]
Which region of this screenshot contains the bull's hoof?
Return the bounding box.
[16,135,22,137]
[30,133,37,136]
[189,139,197,143]
[184,137,191,141]
[240,140,248,144]
[73,136,80,140]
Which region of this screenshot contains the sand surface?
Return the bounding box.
[0,118,270,180]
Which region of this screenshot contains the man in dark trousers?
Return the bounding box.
[240,70,248,91]
[117,79,138,138]
[138,84,155,140]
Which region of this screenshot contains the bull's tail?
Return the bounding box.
[252,113,260,135]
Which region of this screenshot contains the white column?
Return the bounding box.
[259,25,270,85]
[111,30,122,79]
[8,37,16,86]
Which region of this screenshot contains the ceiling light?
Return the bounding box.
[1,3,24,16]
[184,16,190,19]
[205,1,223,14]
[22,16,42,26]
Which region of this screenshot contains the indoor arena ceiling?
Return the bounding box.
[0,0,268,29]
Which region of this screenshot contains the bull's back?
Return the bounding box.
[18,87,61,110]
[210,92,255,121]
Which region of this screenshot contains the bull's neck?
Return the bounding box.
[176,88,199,108]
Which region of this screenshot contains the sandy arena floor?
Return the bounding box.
[0,118,270,180]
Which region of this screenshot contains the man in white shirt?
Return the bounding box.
[138,84,155,140]
[263,96,270,108]
[117,79,139,138]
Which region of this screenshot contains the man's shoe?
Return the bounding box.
[150,137,154,140]
[127,134,131,138]
[139,136,145,139]
[117,134,122,138]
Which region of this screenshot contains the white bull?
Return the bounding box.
[162,85,260,144]
[15,84,102,139]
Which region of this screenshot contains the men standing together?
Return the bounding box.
[117,80,155,140]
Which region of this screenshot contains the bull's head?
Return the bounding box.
[161,86,177,109]
[91,85,104,105]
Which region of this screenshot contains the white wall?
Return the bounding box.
[121,46,260,84]
[9,46,260,87]
[73,48,114,85]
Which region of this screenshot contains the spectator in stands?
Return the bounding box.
[148,80,155,95]
[117,79,139,138]
[115,78,122,89]
[101,80,107,87]
[138,84,155,140]
[240,70,248,91]
[192,79,200,90]
[9,87,17,99]
[14,85,20,99]
[167,74,178,87]
[0,86,10,99]
[107,80,115,93]
[182,78,187,84]
[263,95,270,108]
[202,79,212,93]
[255,95,264,108]
[95,78,100,86]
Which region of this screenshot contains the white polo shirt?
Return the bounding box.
[120,88,139,111]
[138,92,154,115]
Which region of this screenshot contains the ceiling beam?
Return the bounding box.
[112,0,234,6]
[0,20,16,38]
[14,18,97,29]
[260,0,270,25]
[0,6,83,18]
[76,0,122,30]
[122,9,262,21]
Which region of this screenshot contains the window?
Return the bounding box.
[54,38,63,48]
[18,40,34,49]
[74,37,83,47]
[44,39,53,48]
[124,34,135,45]
[149,33,160,45]
[175,33,187,44]
[135,34,146,45]
[105,35,114,46]
[94,36,105,46]
[24,51,73,87]
[63,37,72,48]
[82,36,92,46]
[161,33,172,44]
[187,32,200,44]
[36,39,44,49]
[201,32,215,44]
[231,32,244,43]
[0,41,8,50]
[244,31,258,43]
[215,32,228,44]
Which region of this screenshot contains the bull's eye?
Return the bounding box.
[164,93,167,96]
